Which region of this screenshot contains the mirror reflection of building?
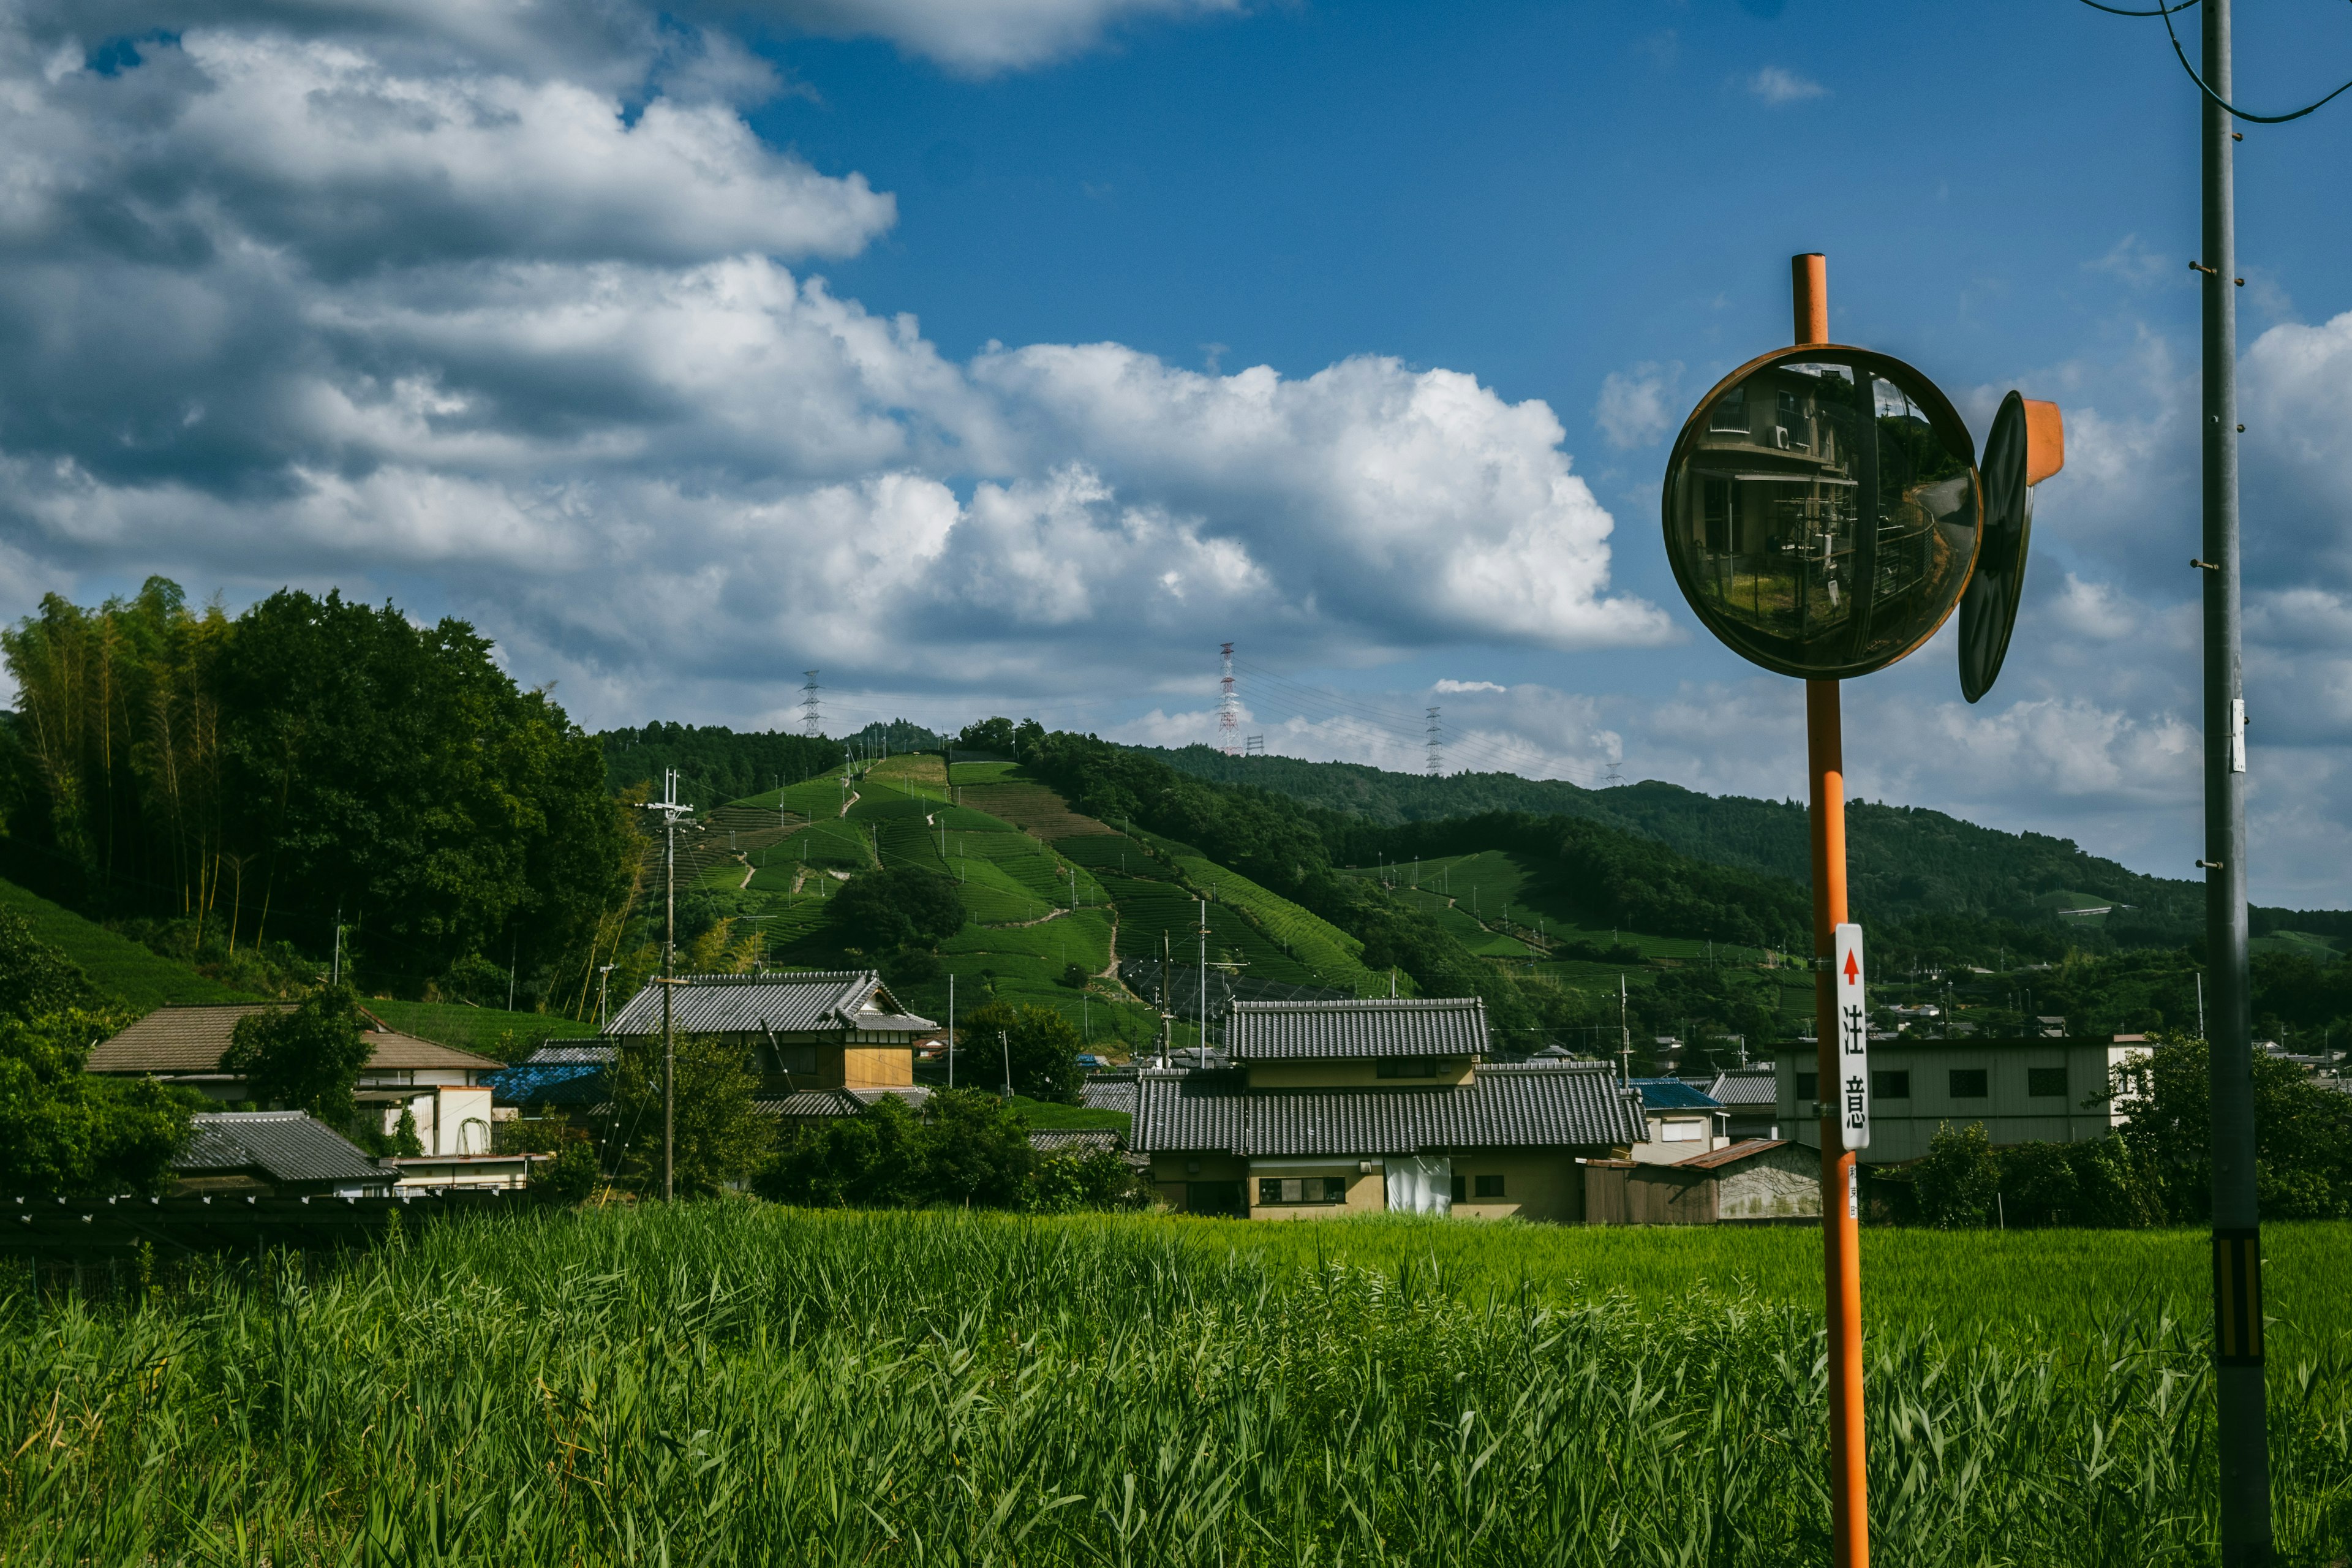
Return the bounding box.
[1666,350,1979,680]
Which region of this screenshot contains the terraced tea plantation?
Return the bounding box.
[9,1206,2346,1565]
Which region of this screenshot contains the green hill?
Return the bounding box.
[0,876,256,1009]
[1145,745,2324,943]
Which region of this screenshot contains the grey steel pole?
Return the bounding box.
[2201,4,2271,1561]
[663,807,676,1204]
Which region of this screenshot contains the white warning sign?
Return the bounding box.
[1834,921,1869,1151]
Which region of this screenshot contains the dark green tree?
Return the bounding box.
[2113,1031,2352,1221]
[221,986,374,1125]
[757,1088,1035,1209]
[831,867,965,952]
[959,1001,1084,1103]
[0,910,195,1196]
[604,1031,774,1197]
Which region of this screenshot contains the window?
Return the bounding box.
[1708,389,1749,434]
[2028,1066,2068,1098]
[1473,1174,1507,1199]
[1660,1119,1705,1142]
[1376,1057,1439,1079]
[1872,1069,1910,1099]
[1449,1174,1466,1203]
[1795,1071,1819,1102]
[1257,1176,1347,1207]
[1950,1068,1989,1099]
[1702,478,1735,553]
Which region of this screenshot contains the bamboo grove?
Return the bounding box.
[0,578,635,1004]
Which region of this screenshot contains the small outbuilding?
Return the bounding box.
[1582,1137,1819,1225]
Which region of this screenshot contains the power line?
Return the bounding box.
[2081,0,2352,122]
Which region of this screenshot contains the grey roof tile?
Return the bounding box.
[1028,1129,1125,1154]
[175,1112,386,1185]
[1702,1068,1778,1107]
[1133,1060,1645,1156]
[606,971,938,1038]
[1225,997,1488,1061]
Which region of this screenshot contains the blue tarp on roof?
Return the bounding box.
[1629,1077,1723,1111]
[488,1043,617,1107]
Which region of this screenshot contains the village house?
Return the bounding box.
[1777,1035,2137,1163]
[169,1110,394,1198]
[86,1004,507,1158]
[1691,1065,1781,1141]
[1131,997,1648,1221]
[596,970,938,1132]
[1626,1078,1732,1163]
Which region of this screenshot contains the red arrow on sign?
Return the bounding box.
[1842,951,1860,986]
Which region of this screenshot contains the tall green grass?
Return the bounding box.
[4,1210,2346,1565]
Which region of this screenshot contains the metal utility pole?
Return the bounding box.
[947,973,956,1088]
[1618,973,1630,1082]
[999,1030,1014,1098]
[597,963,614,1031]
[1792,252,1869,1568]
[331,899,342,986]
[2198,6,2271,1559]
[638,768,693,1202]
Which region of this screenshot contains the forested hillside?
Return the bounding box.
[1153,745,2342,946]
[0,579,633,1005]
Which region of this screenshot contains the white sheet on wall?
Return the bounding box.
[1384,1155,1452,1215]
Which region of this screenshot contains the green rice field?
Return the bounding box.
[4,1208,2345,1565]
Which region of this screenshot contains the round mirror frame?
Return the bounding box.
[1659,344,1983,683]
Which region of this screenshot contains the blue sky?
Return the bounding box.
[3,1,2352,899]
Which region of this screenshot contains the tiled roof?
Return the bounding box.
[91,1005,506,1076]
[1699,1068,1778,1107]
[175,1112,386,1185]
[605,971,938,1038]
[755,1087,933,1120]
[1028,1129,1125,1154]
[1224,997,1489,1061]
[1673,1136,1794,1171]
[88,1004,292,1074]
[1630,1077,1724,1112]
[1080,1074,1137,1114]
[357,1031,507,1073]
[1133,1059,1644,1157]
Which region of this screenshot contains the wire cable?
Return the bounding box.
[2082,0,2352,123]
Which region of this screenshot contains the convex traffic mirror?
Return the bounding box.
[1662,347,1981,682]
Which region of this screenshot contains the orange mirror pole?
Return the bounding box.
[1795,249,1869,1568]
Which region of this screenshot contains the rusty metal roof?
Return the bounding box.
[1224,997,1488,1061]
[1671,1137,1794,1171]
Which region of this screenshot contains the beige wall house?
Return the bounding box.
[86,1005,504,1159]
[602,970,938,1133]
[1776,1036,2136,1163]
[1133,998,1648,1223]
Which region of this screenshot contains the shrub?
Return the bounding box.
[1912,1120,2002,1228]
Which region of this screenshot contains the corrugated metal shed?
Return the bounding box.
[605,971,937,1038]
[1133,1060,1644,1156]
[1224,997,1488,1061]
[175,1112,387,1186]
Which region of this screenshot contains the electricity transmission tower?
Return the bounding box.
[1425,707,1442,777]
[801,671,821,738]
[1218,643,1240,755]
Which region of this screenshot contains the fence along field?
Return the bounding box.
[5,1207,2346,1565]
